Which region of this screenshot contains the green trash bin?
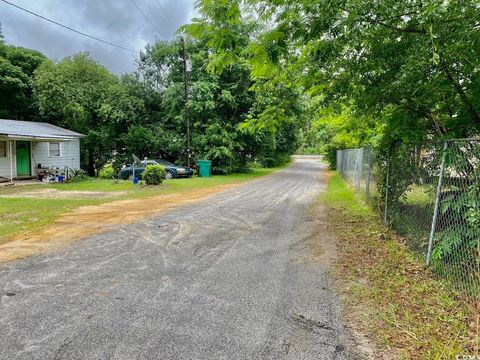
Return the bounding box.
[197,160,212,177]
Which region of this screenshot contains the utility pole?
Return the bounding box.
[181,37,192,167]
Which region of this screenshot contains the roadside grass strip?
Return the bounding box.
[321,172,479,359]
[0,167,282,252]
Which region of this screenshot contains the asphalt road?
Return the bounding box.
[0,158,359,359]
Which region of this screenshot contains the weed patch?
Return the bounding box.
[321,172,479,358]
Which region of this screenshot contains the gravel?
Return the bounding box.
[0,158,359,359]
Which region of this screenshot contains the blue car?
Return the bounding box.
[119,159,193,180]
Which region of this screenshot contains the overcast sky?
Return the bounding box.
[0,0,197,74]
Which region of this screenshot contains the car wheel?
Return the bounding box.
[127,173,134,181]
[165,171,174,180]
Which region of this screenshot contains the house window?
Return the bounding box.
[0,141,6,157]
[48,142,61,157]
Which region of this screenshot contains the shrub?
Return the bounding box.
[142,164,166,185]
[99,163,116,179]
[258,153,292,168]
[68,169,90,182]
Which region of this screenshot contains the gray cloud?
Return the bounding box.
[0,0,197,74]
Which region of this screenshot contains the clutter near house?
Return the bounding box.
[0,119,84,184]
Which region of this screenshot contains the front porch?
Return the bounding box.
[0,137,76,183]
[0,119,84,183]
[0,178,41,187]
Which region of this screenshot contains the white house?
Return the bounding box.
[0,119,84,181]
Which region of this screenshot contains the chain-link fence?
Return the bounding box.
[337,140,480,297]
[336,147,380,201]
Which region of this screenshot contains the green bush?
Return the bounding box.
[99,163,116,179]
[259,153,292,168]
[68,169,90,182]
[142,164,166,185]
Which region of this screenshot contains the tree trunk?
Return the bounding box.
[87,147,95,177]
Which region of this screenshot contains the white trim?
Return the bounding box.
[4,135,80,141]
[30,141,34,176]
[9,140,13,181]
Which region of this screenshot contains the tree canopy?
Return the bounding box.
[0,25,46,119]
[27,31,299,174]
[3,1,478,173]
[184,0,480,164]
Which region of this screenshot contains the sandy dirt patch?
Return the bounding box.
[0,183,241,263]
[0,188,126,199]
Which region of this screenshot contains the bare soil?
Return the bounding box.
[0,183,240,263]
[0,188,126,199]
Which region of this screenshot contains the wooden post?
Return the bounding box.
[9,140,13,182]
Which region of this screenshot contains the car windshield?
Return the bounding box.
[141,160,158,166]
[156,160,174,166]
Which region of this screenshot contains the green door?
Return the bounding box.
[16,141,31,176]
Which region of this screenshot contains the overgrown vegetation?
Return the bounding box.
[0,27,46,119]
[98,164,115,179]
[181,0,479,301]
[186,0,479,152]
[142,164,166,185]
[0,23,298,176]
[321,173,479,358]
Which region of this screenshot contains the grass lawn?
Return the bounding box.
[0,167,282,245]
[388,184,436,256]
[321,172,479,358]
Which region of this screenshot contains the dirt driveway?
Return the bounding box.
[0,183,243,263]
[0,159,360,359]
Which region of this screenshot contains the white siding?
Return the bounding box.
[31,139,81,170]
[0,138,81,178]
[0,139,13,178]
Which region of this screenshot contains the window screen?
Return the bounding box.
[49,142,61,157]
[0,141,6,157]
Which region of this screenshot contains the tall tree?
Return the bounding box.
[34,53,144,174]
[135,34,298,173]
[0,26,46,119]
[186,0,480,153]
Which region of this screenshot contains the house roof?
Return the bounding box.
[0,119,84,140]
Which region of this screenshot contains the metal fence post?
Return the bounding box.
[426,141,448,265]
[383,160,390,224]
[355,148,363,191]
[366,148,372,198]
[337,150,343,174]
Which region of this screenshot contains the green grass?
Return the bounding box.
[387,185,436,259]
[0,198,96,244]
[0,167,281,196]
[321,172,478,358]
[321,173,371,216]
[402,184,435,206]
[0,167,283,244]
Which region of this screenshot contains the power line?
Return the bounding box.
[0,0,139,54]
[129,0,162,35]
[155,0,175,31]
